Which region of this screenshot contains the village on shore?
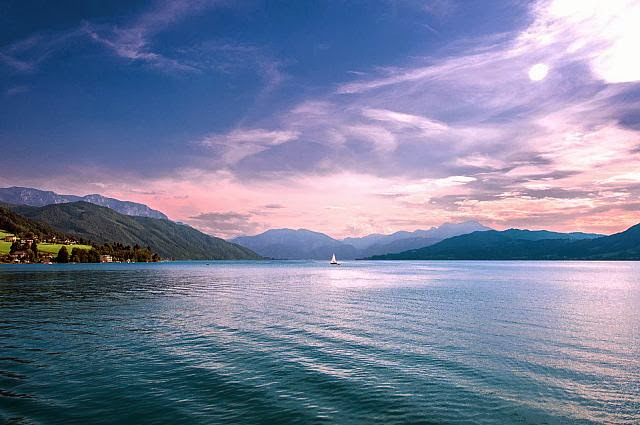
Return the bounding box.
[1,231,158,264]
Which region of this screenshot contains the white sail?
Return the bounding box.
[330,253,338,264]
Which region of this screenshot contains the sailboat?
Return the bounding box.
[330,253,340,265]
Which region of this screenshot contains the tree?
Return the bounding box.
[9,241,19,254]
[71,247,86,263]
[57,246,69,263]
[31,241,38,259]
[87,249,100,263]
[26,248,36,263]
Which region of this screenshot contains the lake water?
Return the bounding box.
[0,261,638,424]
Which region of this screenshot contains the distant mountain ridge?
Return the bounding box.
[342,221,492,249]
[8,202,261,260]
[345,221,493,257]
[0,187,168,220]
[232,221,493,259]
[367,227,631,260]
[233,229,359,260]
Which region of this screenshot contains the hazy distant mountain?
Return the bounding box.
[232,221,493,259]
[358,236,442,258]
[368,228,618,260]
[9,202,261,260]
[343,221,493,257]
[0,187,168,220]
[233,229,359,260]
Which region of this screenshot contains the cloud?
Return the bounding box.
[196,1,638,177]
[381,175,476,196]
[0,29,83,72]
[455,154,506,170]
[5,85,29,96]
[84,25,196,72]
[195,100,470,178]
[172,0,639,236]
[339,0,640,95]
[535,0,640,84]
[187,211,260,238]
[1,0,231,73]
[81,1,287,80]
[198,129,300,165]
[197,41,286,83]
[599,172,640,184]
[362,108,449,131]
[200,129,299,146]
[0,52,33,72]
[81,0,221,71]
[4,0,639,237]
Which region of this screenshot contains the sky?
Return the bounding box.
[1,0,640,239]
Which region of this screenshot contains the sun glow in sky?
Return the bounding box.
[1,0,640,238]
[528,63,549,81]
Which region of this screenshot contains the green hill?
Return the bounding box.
[0,205,68,240]
[0,206,94,257]
[367,226,639,260]
[10,202,262,260]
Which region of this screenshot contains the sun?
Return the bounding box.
[528,63,549,81]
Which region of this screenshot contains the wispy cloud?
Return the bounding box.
[0,52,33,72]
[198,129,300,165]
[339,0,640,93]
[263,203,284,209]
[1,0,231,73]
[5,85,29,96]
[175,40,288,118]
[176,0,640,234]
[362,108,449,131]
[4,0,640,237]
[0,29,83,72]
[82,0,224,71]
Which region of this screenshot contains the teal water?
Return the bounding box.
[0,261,638,424]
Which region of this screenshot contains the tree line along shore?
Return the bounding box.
[0,229,159,264]
[1,205,162,264]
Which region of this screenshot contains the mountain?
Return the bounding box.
[366,227,634,260]
[0,205,68,240]
[233,229,359,260]
[347,221,493,257]
[342,221,491,257]
[232,221,492,260]
[358,236,443,257]
[9,202,261,260]
[422,221,493,239]
[0,187,168,220]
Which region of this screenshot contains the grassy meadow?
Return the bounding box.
[0,241,11,255]
[37,243,93,254]
[0,229,93,255]
[0,242,92,255]
[0,230,13,254]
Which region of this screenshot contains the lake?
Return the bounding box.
[0,261,638,424]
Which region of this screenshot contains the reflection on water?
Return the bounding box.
[0,261,639,424]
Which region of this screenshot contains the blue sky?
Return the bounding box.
[2,0,640,238]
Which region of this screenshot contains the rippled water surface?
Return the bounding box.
[0,261,639,424]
